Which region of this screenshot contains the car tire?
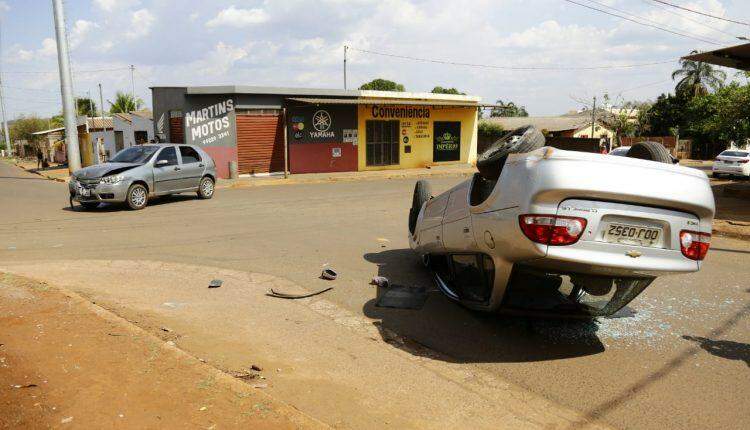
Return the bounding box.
[126,183,148,210]
[409,180,432,235]
[79,201,99,210]
[626,141,672,164]
[476,125,545,180]
[197,176,215,199]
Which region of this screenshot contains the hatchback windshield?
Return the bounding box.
[110,146,160,163]
[719,151,749,158]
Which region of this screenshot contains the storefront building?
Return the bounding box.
[151,86,481,178]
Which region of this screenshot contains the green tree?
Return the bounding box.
[76,97,97,117]
[359,79,405,92]
[671,53,727,98]
[109,91,144,114]
[431,86,465,95]
[490,100,528,117]
[9,115,49,143]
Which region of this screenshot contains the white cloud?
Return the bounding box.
[93,0,139,12]
[38,38,57,57]
[195,42,248,75]
[206,6,270,28]
[126,8,155,39]
[0,1,9,13]
[70,19,99,48]
[189,12,199,22]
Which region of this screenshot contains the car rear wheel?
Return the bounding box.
[197,176,215,199]
[626,141,672,164]
[126,184,148,210]
[409,180,432,235]
[476,125,545,180]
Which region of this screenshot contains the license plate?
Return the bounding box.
[604,223,661,247]
[76,185,91,197]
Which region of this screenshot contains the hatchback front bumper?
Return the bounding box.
[69,179,130,203]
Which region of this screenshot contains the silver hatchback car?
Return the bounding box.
[69,144,217,210]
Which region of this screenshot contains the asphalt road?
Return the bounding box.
[1,161,748,429]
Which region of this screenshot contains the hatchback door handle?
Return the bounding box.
[198,163,205,167]
[174,166,181,171]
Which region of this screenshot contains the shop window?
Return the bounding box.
[366,120,399,166]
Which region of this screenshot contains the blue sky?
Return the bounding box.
[1,0,749,119]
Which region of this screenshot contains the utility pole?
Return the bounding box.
[590,96,597,138]
[98,83,104,119]
[52,0,81,172]
[343,45,348,90]
[130,64,135,111]
[0,19,11,156]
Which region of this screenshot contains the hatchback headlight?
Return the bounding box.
[100,175,124,184]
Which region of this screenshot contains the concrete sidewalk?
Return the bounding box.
[217,164,476,189]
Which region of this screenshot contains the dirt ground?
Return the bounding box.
[0,273,324,430]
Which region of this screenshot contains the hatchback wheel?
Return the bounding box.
[197,176,215,199]
[126,184,148,210]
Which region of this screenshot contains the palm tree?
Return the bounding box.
[672,52,727,98]
[109,91,144,114]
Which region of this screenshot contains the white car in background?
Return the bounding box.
[408,127,715,318]
[712,150,750,178]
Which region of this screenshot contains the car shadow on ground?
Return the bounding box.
[362,248,605,364]
[61,194,199,212]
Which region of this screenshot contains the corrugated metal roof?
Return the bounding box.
[186,85,359,97]
[483,116,592,132]
[683,43,750,71]
[31,127,65,136]
[287,97,480,107]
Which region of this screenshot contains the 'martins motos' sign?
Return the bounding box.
[185,99,234,143]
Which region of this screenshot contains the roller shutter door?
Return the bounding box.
[236,114,285,174]
[169,117,184,143]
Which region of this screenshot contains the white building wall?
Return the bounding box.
[114,116,135,149]
[132,115,154,141]
[89,129,115,159]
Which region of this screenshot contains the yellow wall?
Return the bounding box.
[79,133,95,167]
[357,105,478,171]
[573,123,613,139]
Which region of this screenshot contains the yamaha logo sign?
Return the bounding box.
[310,110,334,138]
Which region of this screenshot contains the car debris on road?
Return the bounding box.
[266,287,333,299]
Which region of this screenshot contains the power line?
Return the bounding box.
[582,0,732,45]
[563,0,724,45]
[649,0,750,27]
[1,66,131,75]
[349,46,677,71]
[640,0,740,40]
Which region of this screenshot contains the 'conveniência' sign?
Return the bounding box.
[185,99,234,145]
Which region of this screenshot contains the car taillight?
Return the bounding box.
[519,215,587,246]
[679,230,711,261]
[739,160,749,164]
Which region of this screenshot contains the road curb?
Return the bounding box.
[216,170,474,190]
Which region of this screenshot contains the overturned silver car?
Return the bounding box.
[409,127,715,317]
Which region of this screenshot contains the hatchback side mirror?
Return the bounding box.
[155,159,169,167]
